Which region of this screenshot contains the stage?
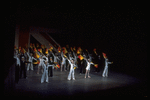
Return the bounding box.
[4,65,147,98]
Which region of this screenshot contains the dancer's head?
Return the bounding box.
[71,59,74,63]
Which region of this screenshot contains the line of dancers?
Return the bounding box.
[14,43,113,83]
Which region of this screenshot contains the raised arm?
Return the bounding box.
[56,56,60,60]
[66,58,71,65]
[26,52,30,57]
[32,56,37,61]
[68,53,72,60]
[61,52,63,57]
[84,57,88,63]
[73,51,77,61]
[37,52,42,57]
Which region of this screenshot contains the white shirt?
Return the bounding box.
[86,60,94,70]
[105,58,112,67]
[27,52,36,62]
[14,56,20,66]
[68,60,76,70]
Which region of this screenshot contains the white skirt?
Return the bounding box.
[86,65,90,70]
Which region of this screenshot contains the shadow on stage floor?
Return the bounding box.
[4,66,147,98]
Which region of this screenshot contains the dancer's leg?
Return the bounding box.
[88,70,91,78]
[85,69,88,78]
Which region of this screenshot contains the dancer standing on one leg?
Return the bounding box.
[84,58,94,78]
[102,53,113,77]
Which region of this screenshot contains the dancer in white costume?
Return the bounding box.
[26,52,37,71]
[41,61,53,83]
[37,52,45,74]
[51,52,60,63]
[102,57,113,77]
[84,58,94,78]
[61,52,66,71]
[66,57,76,80]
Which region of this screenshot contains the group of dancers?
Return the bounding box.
[14,43,113,83]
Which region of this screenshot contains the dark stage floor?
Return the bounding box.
[4,66,147,98]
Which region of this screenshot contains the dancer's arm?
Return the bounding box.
[66,58,71,65]
[56,56,60,61]
[108,62,113,64]
[32,57,37,61]
[37,52,42,57]
[26,52,30,57]
[73,51,77,61]
[47,65,54,67]
[90,62,94,65]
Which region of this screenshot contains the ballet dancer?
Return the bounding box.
[84,58,94,78]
